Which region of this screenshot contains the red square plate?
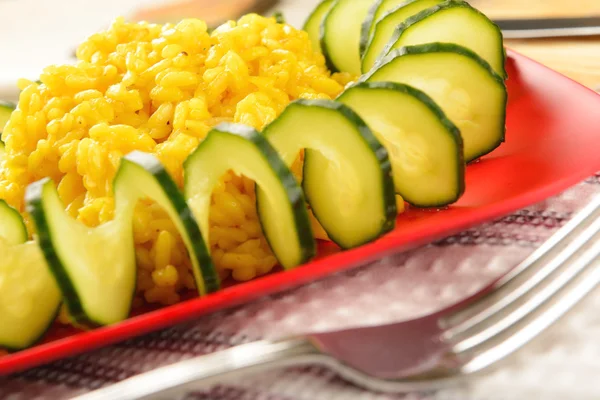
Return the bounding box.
[2,50,600,375]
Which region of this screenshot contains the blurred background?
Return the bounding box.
[1,0,600,98]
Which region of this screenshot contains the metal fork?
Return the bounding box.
[75,194,600,400]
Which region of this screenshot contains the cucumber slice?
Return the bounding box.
[303,0,334,53]
[360,0,401,56]
[364,43,507,162]
[0,199,27,245]
[263,99,396,248]
[117,152,219,295]
[321,0,375,74]
[0,101,15,135]
[0,200,61,350]
[379,1,506,78]
[360,0,443,57]
[361,0,445,73]
[26,178,136,326]
[337,82,464,207]
[26,152,216,326]
[184,123,315,270]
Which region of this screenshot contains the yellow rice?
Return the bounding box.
[0,14,354,310]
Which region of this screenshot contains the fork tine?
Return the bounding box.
[441,195,600,338]
[451,225,600,354]
[458,256,599,375]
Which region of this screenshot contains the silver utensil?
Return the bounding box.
[495,16,600,39]
[74,194,600,400]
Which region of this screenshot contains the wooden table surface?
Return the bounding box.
[472,0,600,89]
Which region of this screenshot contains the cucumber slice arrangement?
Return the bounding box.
[321,0,375,74]
[262,99,396,248]
[363,43,507,162]
[0,0,511,350]
[378,1,506,78]
[303,0,334,53]
[0,200,61,351]
[337,82,464,207]
[185,123,315,270]
[361,0,445,73]
[26,152,217,326]
[0,101,15,135]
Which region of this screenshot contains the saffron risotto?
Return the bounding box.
[0,14,354,310]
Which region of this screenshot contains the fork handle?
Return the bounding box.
[73,338,323,400]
